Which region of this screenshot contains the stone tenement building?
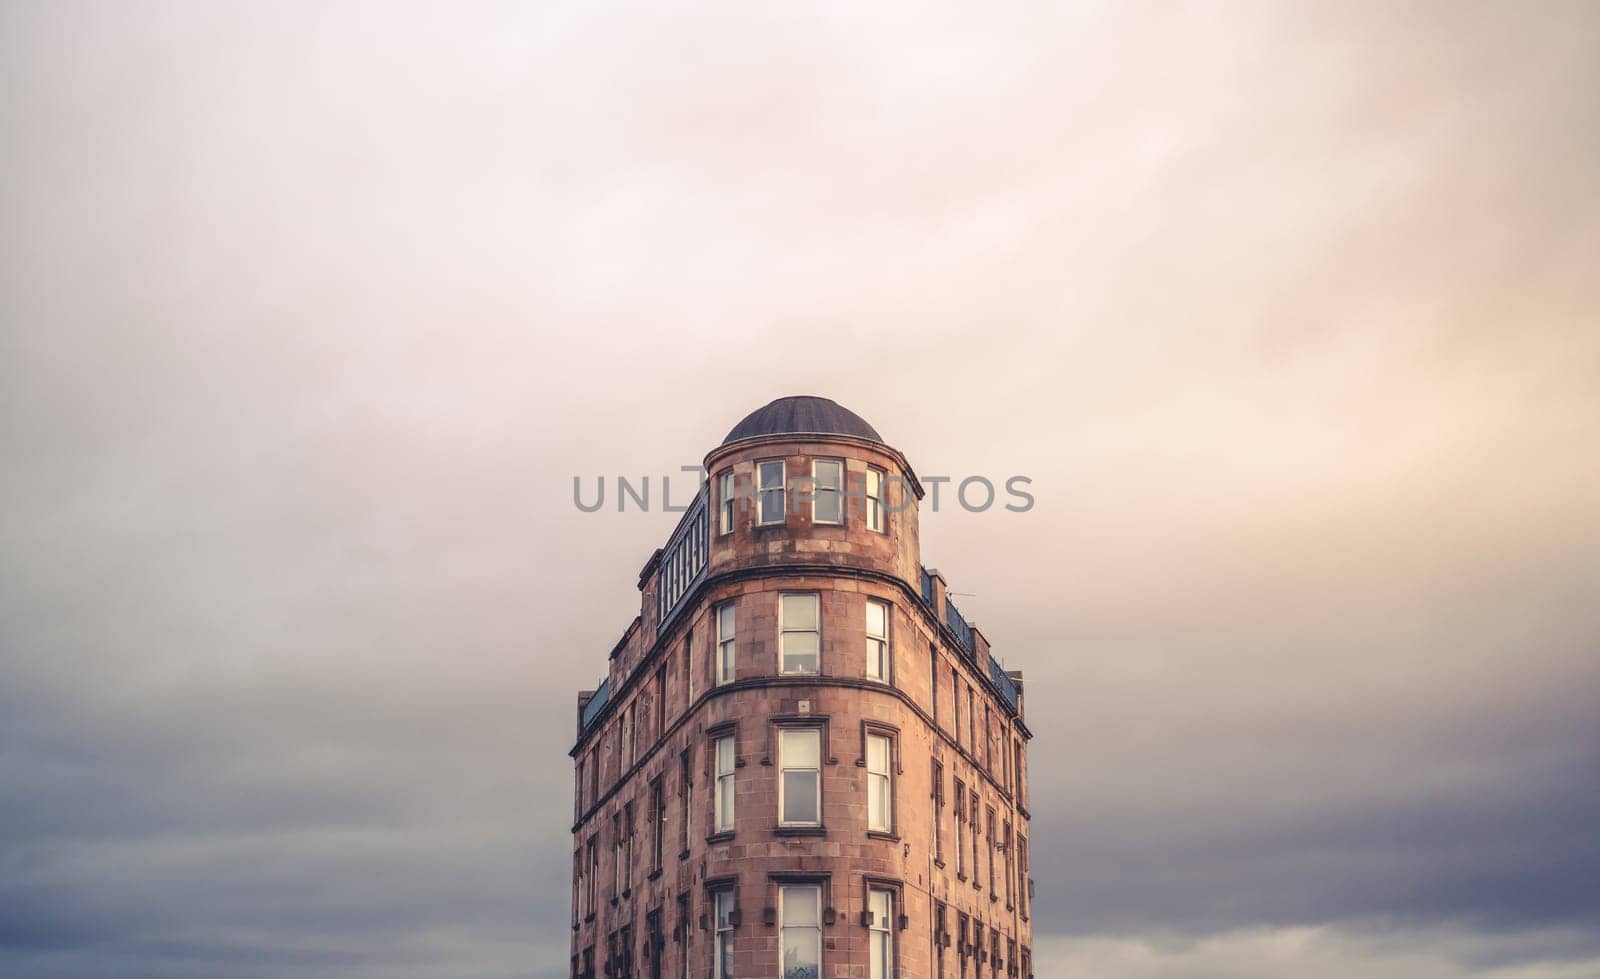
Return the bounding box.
[570,396,1033,979]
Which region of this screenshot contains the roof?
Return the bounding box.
[721,395,884,446]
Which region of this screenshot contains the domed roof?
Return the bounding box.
[722,396,884,446]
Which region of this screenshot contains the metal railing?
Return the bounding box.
[579,678,610,732]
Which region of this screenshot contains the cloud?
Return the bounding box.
[2,1,1597,977]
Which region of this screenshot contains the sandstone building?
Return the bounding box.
[570,396,1033,979]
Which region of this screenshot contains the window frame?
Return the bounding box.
[778,882,823,979]
[865,465,886,533]
[778,592,821,676]
[867,885,896,979]
[649,777,666,872]
[810,458,844,526]
[715,602,736,685]
[757,459,786,526]
[712,733,736,834]
[864,728,895,834]
[865,598,891,683]
[778,725,823,828]
[712,886,737,979]
[717,470,735,536]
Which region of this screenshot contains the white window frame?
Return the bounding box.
[714,735,735,833]
[865,599,890,682]
[865,466,886,533]
[714,889,735,979]
[868,888,895,979]
[718,470,735,535]
[758,460,786,526]
[811,458,843,525]
[779,884,822,979]
[778,727,822,827]
[866,732,892,832]
[779,592,820,676]
[716,603,736,685]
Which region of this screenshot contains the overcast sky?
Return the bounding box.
[3,2,1598,978]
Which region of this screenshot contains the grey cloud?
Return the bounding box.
[3,1,1599,978]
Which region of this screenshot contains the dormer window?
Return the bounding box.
[758,460,786,525]
[811,459,843,525]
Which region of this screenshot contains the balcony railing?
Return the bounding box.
[656,484,709,634]
[989,657,1020,712]
[580,678,610,732]
[920,565,1020,717]
[944,595,974,656]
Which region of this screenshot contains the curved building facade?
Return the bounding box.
[570,396,1034,979]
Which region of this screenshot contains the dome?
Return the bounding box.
[721,396,884,446]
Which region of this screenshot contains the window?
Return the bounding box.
[647,912,663,979]
[682,632,693,709]
[865,600,890,682]
[931,760,944,864]
[716,603,736,685]
[677,894,691,979]
[613,813,624,898]
[954,779,966,878]
[1017,835,1029,919]
[1003,820,1013,908]
[655,664,667,743]
[934,902,948,978]
[811,459,842,524]
[758,460,786,525]
[617,924,633,979]
[986,807,996,896]
[780,884,821,979]
[650,778,665,870]
[585,836,598,916]
[984,706,993,772]
[718,470,735,535]
[868,888,894,979]
[588,749,599,810]
[575,758,586,819]
[957,913,970,977]
[865,466,885,532]
[991,930,1001,975]
[621,704,634,771]
[573,848,584,928]
[970,793,981,885]
[780,593,820,675]
[930,644,939,723]
[679,751,693,854]
[952,671,961,746]
[779,728,821,826]
[1014,741,1025,807]
[866,732,892,832]
[713,889,735,979]
[967,687,976,753]
[714,735,735,833]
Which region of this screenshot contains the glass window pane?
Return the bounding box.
[717,737,733,773]
[782,632,818,673]
[814,489,840,524]
[782,885,819,925]
[867,735,888,772]
[782,771,819,822]
[781,594,818,630]
[866,601,885,636]
[718,603,734,638]
[814,461,840,491]
[781,729,819,767]
[760,462,784,489]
